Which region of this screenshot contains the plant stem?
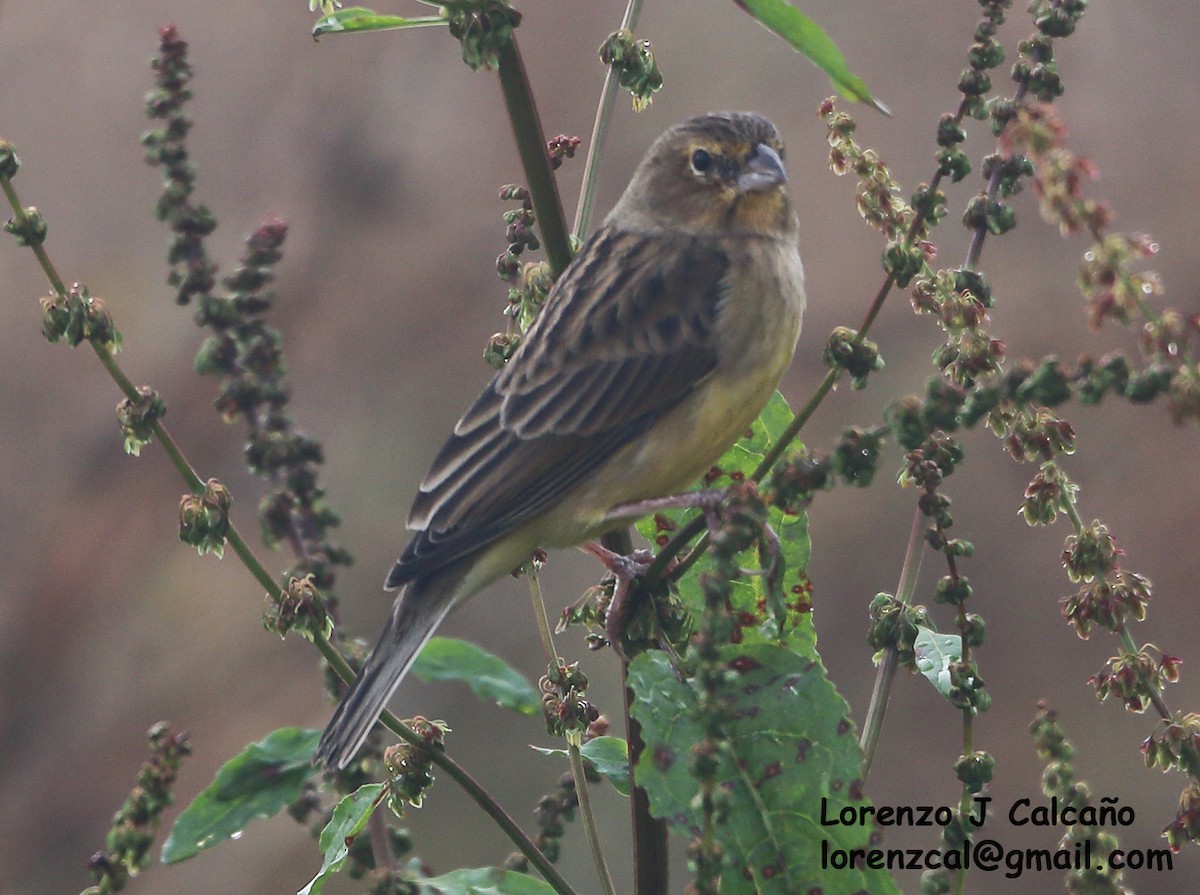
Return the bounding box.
[600,528,668,895]
[526,567,616,895]
[527,563,558,661]
[499,21,655,889]
[569,741,618,895]
[623,662,669,895]
[572,0,644,241]
[860,507,924,778]
[496,34,573,276]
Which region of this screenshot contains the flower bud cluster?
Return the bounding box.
[1089,649,1170,715]
[867,592,932,667]
[1143,711,1200,776]
[3,204,46,247]
[83,723,191,895]
[599,29,664,112]
[546,134,581,171]
[117,387,167,457]
[40,284,122,354]
[383,717,448,811]
[493,184,554,366]
[684,482,779,890]
[822,326,884,389]
[820,100,913,244]
[504,768,586,869]
[143,26,218,307]
[143,30,349,614]
[540,659,598,740]
[911,269,1004,388]
[765,450,832,514]
[447,1,521,72]
[831,425,887,487]
[1163,781,1200,853]
[1027,702,1128,891]
[1078,229,1165,323]
[263,574,331,642]
[178,479,232,558]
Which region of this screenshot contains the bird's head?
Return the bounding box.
[610,111,797,240]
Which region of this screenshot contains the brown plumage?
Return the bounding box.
[317,111,806,769]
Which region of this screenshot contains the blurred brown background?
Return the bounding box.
[2,2,1199,893]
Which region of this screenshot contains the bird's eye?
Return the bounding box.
[690,148,712,174]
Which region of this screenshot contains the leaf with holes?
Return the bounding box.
[628,644,901,894]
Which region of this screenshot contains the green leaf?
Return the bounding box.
[415,867,559,894]
[412,637,540,715]
[628,645,902,895]
[298,784,386,895]
[163,727,320,863]
[913,626,963,698]
[733,0,887,112]
[313,7,445,39]
[531,736,631,796]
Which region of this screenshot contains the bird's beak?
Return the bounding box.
[736,143,787,193]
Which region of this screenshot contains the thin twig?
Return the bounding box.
[859,507,925,778]
[527,569,617,895]
[572,0,644,241]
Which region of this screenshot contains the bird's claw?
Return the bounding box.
[581,542,657,661]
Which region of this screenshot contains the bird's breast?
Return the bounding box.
[540,236,805,543]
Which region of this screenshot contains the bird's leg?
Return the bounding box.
[579,541,657,660]
[602,489,728,533]
[609,487,785,594]
[747,518,783,596]
[590,486,787,651]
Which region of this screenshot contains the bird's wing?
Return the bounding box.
[387,227,731,587]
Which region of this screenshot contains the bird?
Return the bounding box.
[316,111,806,769]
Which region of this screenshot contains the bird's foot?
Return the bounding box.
[738,518,782,595]
[580,542,659,662]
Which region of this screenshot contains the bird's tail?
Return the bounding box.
[315,572,459,770]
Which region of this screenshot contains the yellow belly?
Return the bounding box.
[547,239,804,541]
[457,237,805,596]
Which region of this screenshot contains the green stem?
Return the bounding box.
[496,34,573,276]
[527,563,558,661]
[2,180,68,297]
[572,0,644,241]
[569,741,618,895]
[860,507,924,778]
[526,567,615,895]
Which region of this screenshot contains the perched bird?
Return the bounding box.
[317,111,806,769]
